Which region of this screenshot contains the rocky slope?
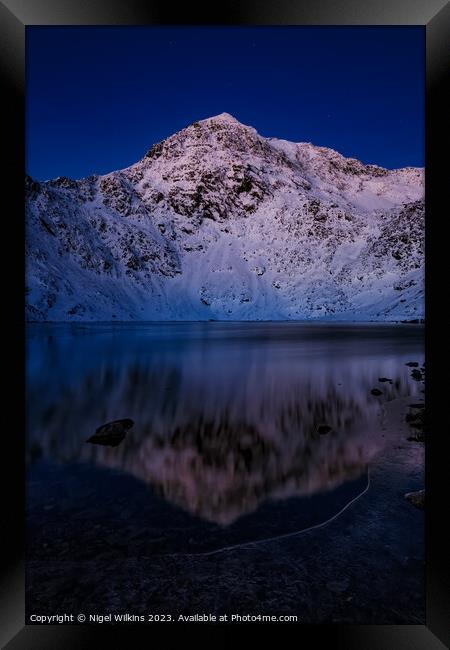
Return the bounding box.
[25,113,424,321]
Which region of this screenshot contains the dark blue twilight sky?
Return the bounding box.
[26,26,424,181]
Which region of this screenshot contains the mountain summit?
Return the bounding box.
[25,115,424,321]
[202,112,241,123]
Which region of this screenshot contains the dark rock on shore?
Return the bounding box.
[411,369,423,381]
[370,388,383,396]
[405,409,424,426]
[405,412,424,426]
[405,407,424,442]
[405,490,425,509]
[407,432,424,442]
[87,418,134,447]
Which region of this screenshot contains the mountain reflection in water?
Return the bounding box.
[27,322,424,527]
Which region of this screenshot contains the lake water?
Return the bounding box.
[26,322,425,620]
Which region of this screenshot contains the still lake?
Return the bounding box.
[26,322,425,620]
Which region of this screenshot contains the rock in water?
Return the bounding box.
[405,490,425,509]
[87,432,125,447]
[87,418,134,447]
[405,362,419,367]
[405,405,425,442]
[370,388,383,396]
[407,432,424,442]
[317,424,332,435]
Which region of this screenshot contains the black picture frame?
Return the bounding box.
[1,1,449,647]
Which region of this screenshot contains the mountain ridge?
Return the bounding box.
[25,113,424,322]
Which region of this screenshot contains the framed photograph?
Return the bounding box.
[1,1,449,648]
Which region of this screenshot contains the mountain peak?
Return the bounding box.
[26,113,424,323]
[201,112,241,125]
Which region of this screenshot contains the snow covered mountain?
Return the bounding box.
[25,112,424,321]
